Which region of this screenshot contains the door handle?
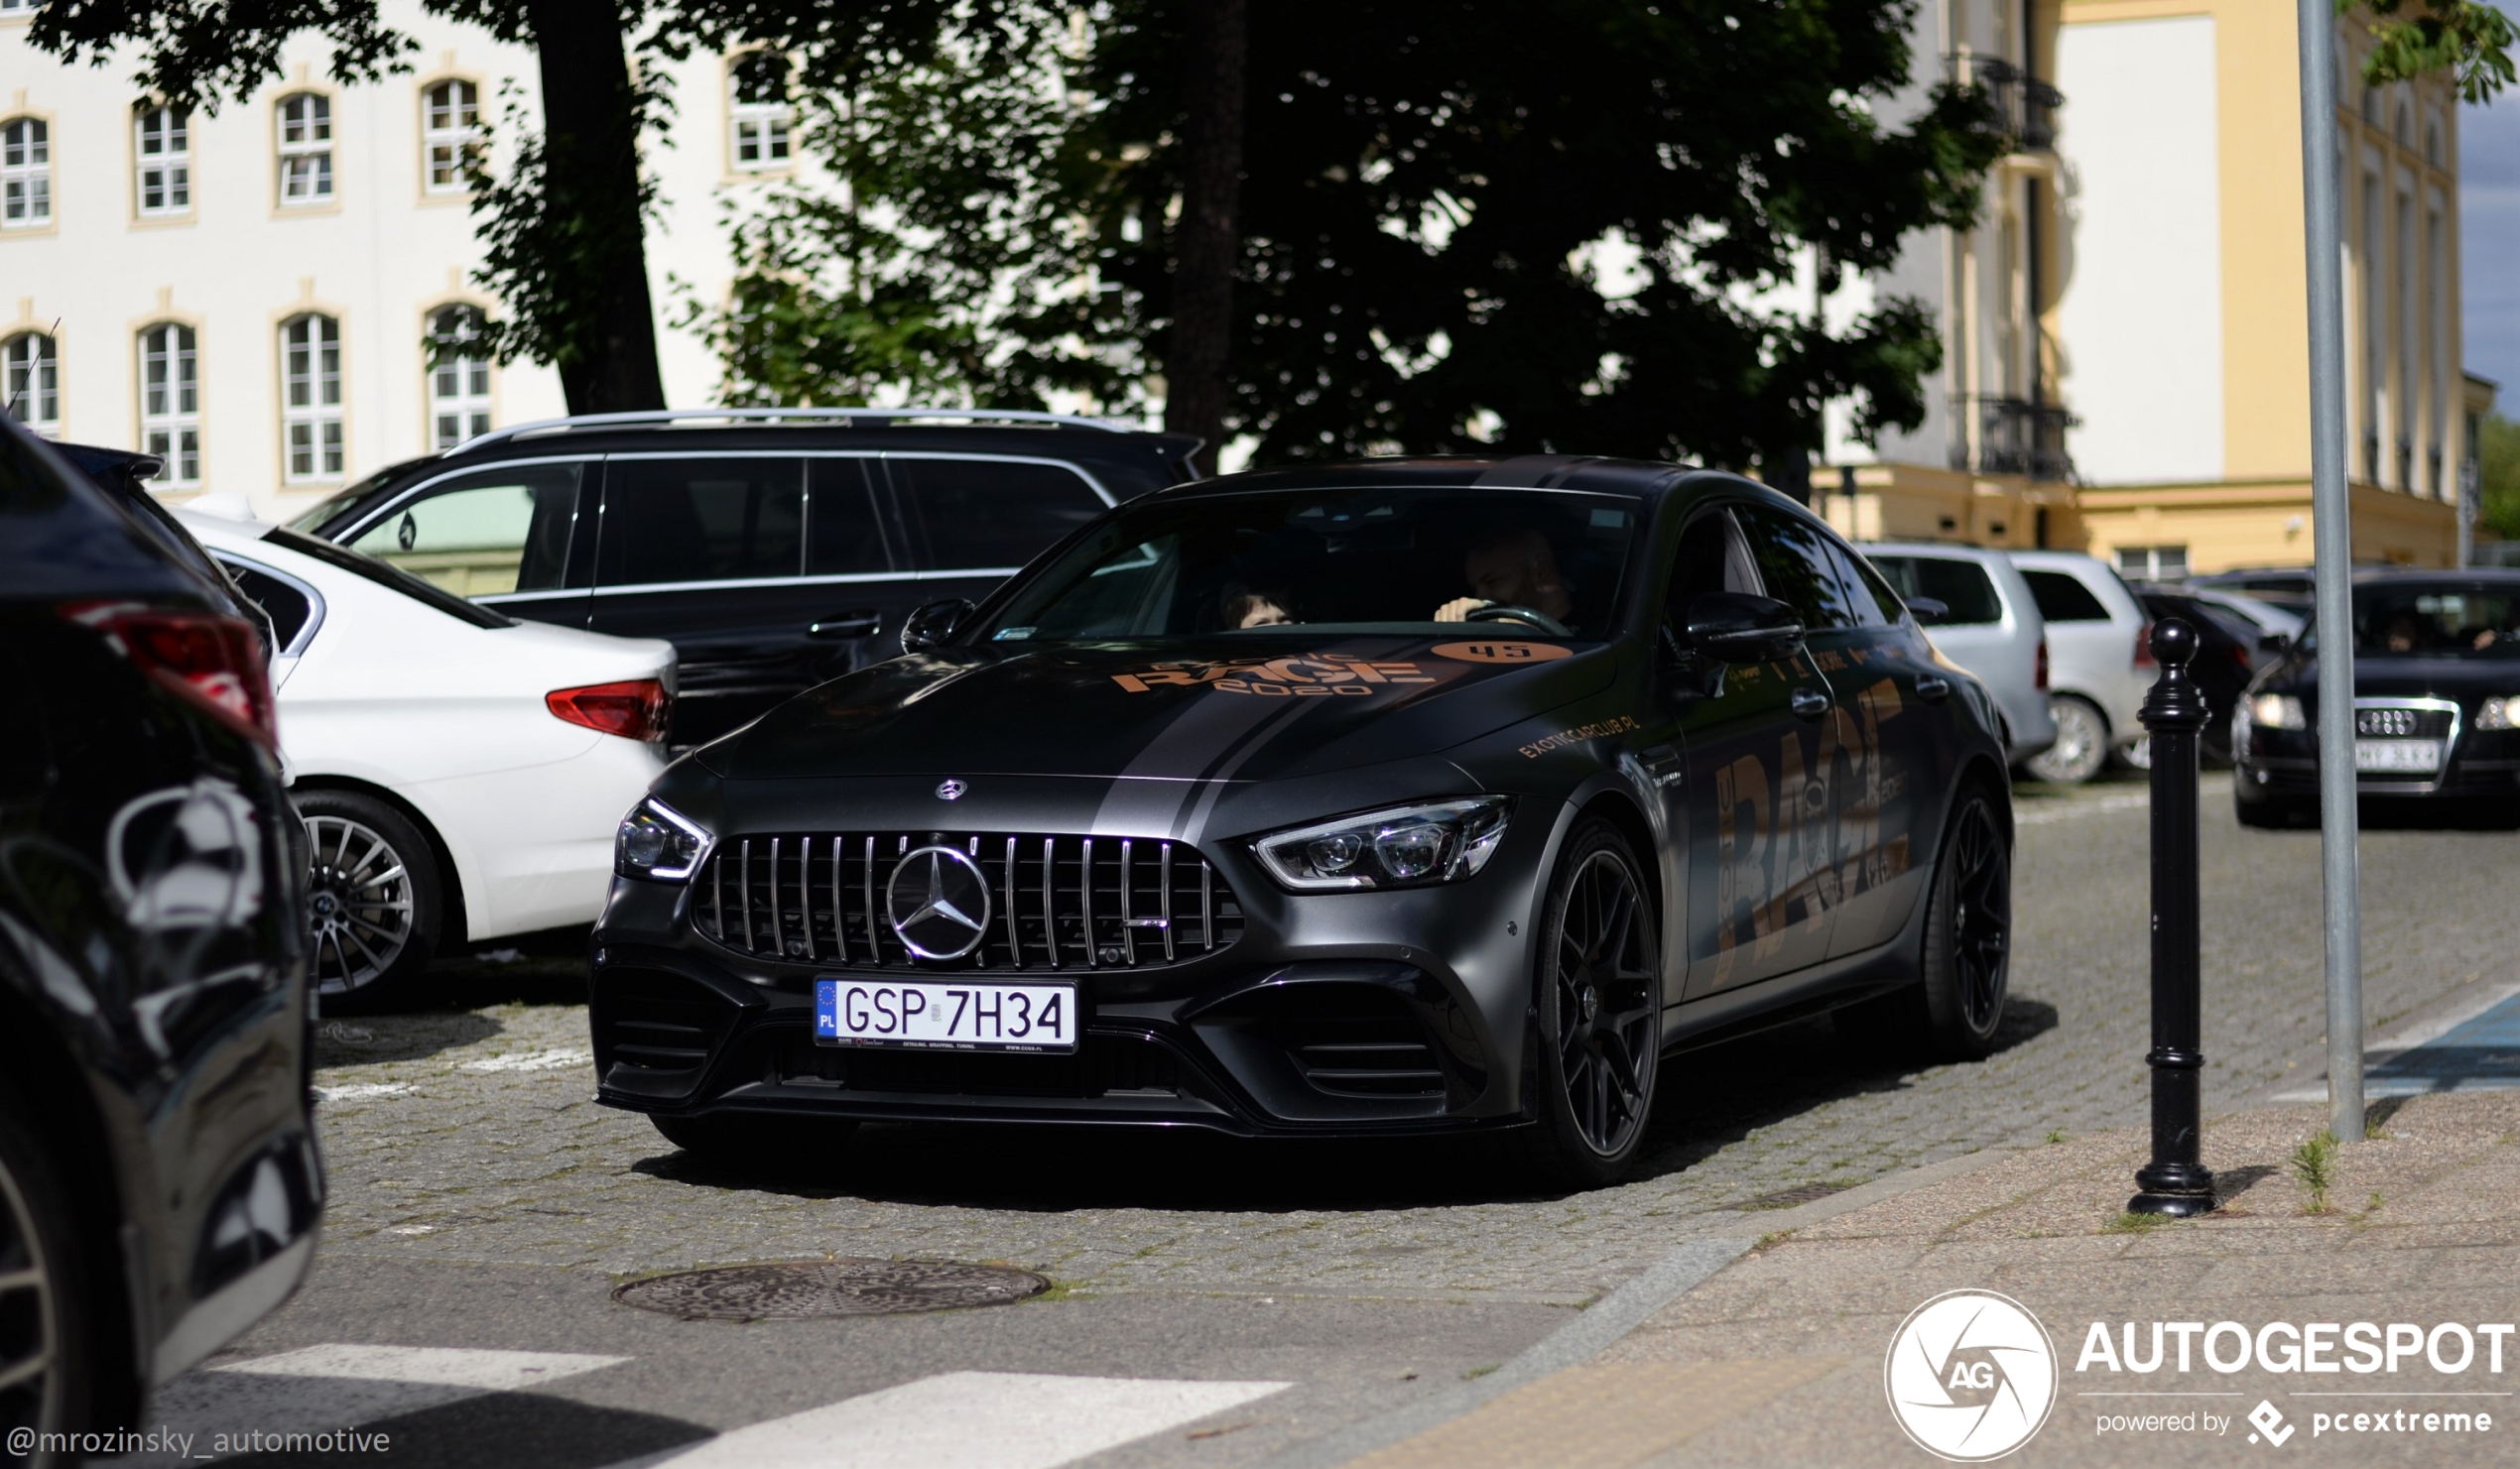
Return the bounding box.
[1790,687,1831,720]
[1915,673,1953,703]
[808,610,882,639]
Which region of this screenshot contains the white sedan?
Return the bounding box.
[178,503,676,1005]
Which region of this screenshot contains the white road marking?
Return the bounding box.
[642,1371,1291,1469]
[2014,792,2152,825]
[315,1082,414,1100]
[209,1343,629,1388]
[459,1047,593,1072]
[103,1346,628,1467]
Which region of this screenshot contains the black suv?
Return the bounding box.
[2,421,319,1454]
[288,410,1201,745]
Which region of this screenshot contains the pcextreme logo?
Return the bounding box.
[1886,1289,2060,1461]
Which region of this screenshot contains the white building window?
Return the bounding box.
[4,331,60,436]
[2113,546,2190,582]
[427,304,492,449]
[281,312,343,480]
[138,323,201,486]
[730,53,793,171]
[136,103,190,215]
[0,0,34,14]
[278,92,333,203]
[423,79,480,193]
[2,118,51,228]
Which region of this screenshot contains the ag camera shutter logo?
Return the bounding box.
[1885,1289,2059,1460]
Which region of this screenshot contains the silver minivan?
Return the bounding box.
[2009,551,2152,783]
[1859,543,2057,766]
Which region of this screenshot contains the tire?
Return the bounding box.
[652,1112,860,1167]
[0,1105,96,1469]
[1511,819,1661,1190]
[294,789,443,1009]
[1842,788,2012,1062]
[2024,696,2108,785]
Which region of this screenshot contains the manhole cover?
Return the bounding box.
[614,1260,1050,1319]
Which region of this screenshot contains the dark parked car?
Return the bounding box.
[287,409,1201,745]
[2136,589,2271,764]
[2234,570,2520,827]
[0,422,319,1460]
[2187,566,2316,615]
[592,457,2015,1186]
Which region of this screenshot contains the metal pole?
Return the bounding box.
[2297,0,2364,1142]
[2132,620,2216,1217]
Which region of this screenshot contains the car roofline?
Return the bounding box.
[445,406,1143,455]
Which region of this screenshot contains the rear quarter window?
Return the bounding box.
[1869,555,2004,625]
[2021,569,2112,622]
[889,456,1107,570]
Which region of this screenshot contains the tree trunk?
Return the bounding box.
[1164,0,1246,466]
[528,0,667,413]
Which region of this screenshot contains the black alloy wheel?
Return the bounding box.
[1918,790,2012,1059]
[0,1106,94,1468]
[294,790,442,1007]
[1522,820,1661,1188]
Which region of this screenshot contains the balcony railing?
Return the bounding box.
[1949,55,2063,152]
[1949,396,2078,482]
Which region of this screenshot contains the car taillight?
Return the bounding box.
[2035,638,2050,690]
[548,678,670,742]
[2134,621,2156,668]
[66,601,277,748]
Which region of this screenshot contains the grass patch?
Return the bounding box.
[2293,1132,2338,1214]
[2102,1210,2167,1235]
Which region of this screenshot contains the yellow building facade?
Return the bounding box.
[1826,0,2488,572]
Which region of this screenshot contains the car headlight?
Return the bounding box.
[2246,692,2307,731]
[1250,796,1513,892]
[617,798,711,882]
[2479,695,2520,732]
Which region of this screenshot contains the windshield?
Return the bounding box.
[285,458,432,534]
[979,488,1639,645]
[2304,583,2520,659]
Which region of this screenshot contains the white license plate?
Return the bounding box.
[2354,739,2443,774]
[814,978,1077,1053]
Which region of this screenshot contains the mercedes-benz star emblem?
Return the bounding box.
[886,846,992,960]
[936,779,967,800]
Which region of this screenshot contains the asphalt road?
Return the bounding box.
[112,772,2520,1468]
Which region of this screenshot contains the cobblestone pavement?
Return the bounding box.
[301,773,2520,1308]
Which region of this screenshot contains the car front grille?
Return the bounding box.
[2355,706,2453,738]
[693,832,1245,970]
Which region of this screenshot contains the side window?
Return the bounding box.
[2022,569,2111,622]
[1822,538,1905,628]
[599,457,804,587]
[214,556,320,652]
[887,457,1106,570]
[807,459,890,575]
[1663,507,1759,624]
[1869,555,2004,625]
[348,462,584,597]
[1734,504,1861,631]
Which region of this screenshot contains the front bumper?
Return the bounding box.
[2235,727,2520,800]
[588,790,1557,1138]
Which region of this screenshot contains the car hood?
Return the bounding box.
[2266,654,2520,703]
[702,636,1619,784]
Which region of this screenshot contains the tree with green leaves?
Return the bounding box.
[699,0,2013,475]
[28,0,985,413]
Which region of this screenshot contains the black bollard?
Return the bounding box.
[2130,618,2217,1217]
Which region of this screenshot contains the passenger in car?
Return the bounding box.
[1222,585,1300,628]
[1433,527,1575,626]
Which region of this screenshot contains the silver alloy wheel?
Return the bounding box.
[2026,696,2107,784]
[303,813,417,994]
[0,1150,63,1443]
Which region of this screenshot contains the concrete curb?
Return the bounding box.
[1252,1144,2022,1469]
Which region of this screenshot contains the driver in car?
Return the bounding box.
[1434,527,1575,629]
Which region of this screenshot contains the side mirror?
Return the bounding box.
[1906,596,1951,627]
[1684,592,1805,665]
[900,598,975,654]
[2258,631,2290,654]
